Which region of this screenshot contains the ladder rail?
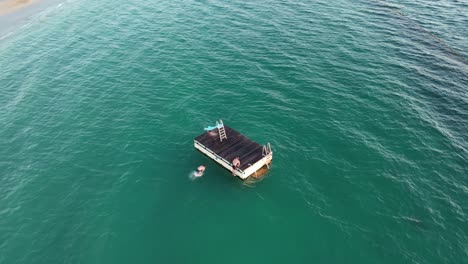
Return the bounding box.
[262,142,272,156]
[217,119,227,142]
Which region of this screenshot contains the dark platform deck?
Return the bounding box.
[194,126,264,171]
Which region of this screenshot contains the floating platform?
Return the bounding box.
[194,120,272,179]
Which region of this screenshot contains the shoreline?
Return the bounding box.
[0,0,59,39]
[0,0,41,16]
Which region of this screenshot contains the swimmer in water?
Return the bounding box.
[194,165,206,177]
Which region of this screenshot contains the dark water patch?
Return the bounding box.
[367,0,467,64]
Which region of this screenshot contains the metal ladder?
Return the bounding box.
[262,142,272,156]
[217,120,227,142]
[262,143,272,169]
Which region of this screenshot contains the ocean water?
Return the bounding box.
[0,0,467,263]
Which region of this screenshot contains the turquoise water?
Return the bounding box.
[1,0,467,263]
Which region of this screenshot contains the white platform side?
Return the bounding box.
[194,140,272,179]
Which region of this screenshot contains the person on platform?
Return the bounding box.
[232,157,240,175]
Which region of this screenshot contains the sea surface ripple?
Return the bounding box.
[0,0,467,263]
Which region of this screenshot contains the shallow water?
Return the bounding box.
[0,0,467,263]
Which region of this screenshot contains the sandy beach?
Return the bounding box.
[0,0,40,15]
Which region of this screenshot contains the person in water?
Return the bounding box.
[194,165,206,177]
[232,157,240,175]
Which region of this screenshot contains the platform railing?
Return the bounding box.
[262,142,272,156]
